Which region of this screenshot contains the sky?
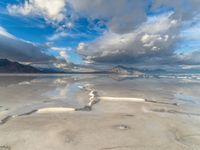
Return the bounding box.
[0,0,200,70]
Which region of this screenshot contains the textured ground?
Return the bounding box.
[0,74,200,150]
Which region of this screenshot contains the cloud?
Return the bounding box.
[0,26,56,64]
[77,12,179,65]
[151,0,200,20]
[7,0,66,25]
[6,0,200,67]
[73,1,200,67]
[0,26,16,39]
[176,51,200,65]
[180,14,200,41]
[7,0,147,33]
[51,47,69,61]
[151,1,188,19]
[68,0,147,34]
[48,32,68,41]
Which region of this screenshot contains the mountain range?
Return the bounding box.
[110,65,144,76]
[1,59,198,74]
[0,59,42,73]
[0,59,110,74]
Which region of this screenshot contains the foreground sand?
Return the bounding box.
[0,75,200,150]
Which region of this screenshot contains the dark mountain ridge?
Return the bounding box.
[0,59,42,73]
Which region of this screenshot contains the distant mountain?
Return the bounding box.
[0,59,171,74]
[111,65,144,76]
[110,65,169,75]
[0,59,42,73]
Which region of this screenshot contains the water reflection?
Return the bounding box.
[0,76,36,87]
[0,74,200,119]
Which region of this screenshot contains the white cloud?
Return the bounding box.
[7,0,66,24]
[51,47,69,62]
[48,32,68,41]
[0,26,16,39]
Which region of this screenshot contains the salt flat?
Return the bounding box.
[0,74,200,150]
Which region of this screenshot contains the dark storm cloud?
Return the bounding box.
[0,27,56,64]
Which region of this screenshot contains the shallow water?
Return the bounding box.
[0,74,200,150]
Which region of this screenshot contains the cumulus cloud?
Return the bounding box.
[74,1,200,66]
[7,0,66,25]
[0,26,56,64]
[77,12,179,64]
[51,47,69,61]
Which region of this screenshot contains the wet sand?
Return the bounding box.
[0,74,200,150]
